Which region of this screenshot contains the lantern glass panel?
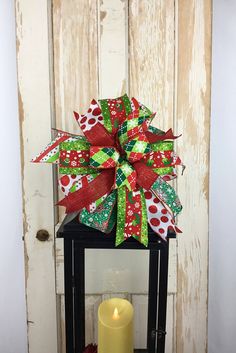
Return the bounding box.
[85,249,150,350]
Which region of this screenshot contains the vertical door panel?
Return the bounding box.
[98,0,128,97]
[129,0,175,131]
[53,0,99,133]
[128,0,177,291]
[16,1,58,352]
[176,1,212,352]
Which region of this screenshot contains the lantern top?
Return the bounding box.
[57,214,176,250]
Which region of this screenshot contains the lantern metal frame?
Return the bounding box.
[57,215,175,353]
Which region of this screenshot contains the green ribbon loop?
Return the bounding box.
[151,177,182,217]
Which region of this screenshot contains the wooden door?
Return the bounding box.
[16,1,211,352]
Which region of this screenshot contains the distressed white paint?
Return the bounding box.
[128,3,178,351]
[129,0,175,131]
[16,1,58,352]
[53,0,99,133]
[58,295,66,353]
[52,0,99,222]
[168,239,177,294]
[176,1,211,353]
[128,0,177,300]
[85,295,101,346]
[98,0,128,98]
[132,294,148,349]
[55,237,64,295]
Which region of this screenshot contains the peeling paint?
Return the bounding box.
[176,1,211,352]
[17,88,30,283]
[16,0,59,351]
[100,10,107,22]
[121,79,126,95]
[100,10,107,37]
[53,0,98,134]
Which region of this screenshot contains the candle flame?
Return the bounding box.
[112,307,120,320]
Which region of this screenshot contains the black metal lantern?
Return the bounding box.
[57,215,175,353]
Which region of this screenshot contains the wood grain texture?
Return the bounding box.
[53,0,99,133]
[55,237,64,295]
[168,239,177,294]
[129,1,212,352]
[129,0,175,131]
[15,1,58,352]
[166,294,175,353]
[85,295,102,346]
[128,0,177,297]
[53,0,99,222]
[98,0,128,98]
[58,295,66,353]
[132,295,148,349]
[176,1,212,352]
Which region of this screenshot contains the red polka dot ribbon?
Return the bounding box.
[32,94,183,246]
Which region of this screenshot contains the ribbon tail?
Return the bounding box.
[146,128,181,143]
[144,189,181,240]
[139,188,149,246]
[116,187,126,246]
[31,133,69,163]
[116,187,148,247]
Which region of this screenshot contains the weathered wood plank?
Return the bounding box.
[98,0,128,98]
[53,0,100,222]
[55,237,64,295]
[53,0,99,133]
[15,1,58,352]
[85,295,102,346]
[52,0,99,266]
[59,294,102,352]
[129,0,177,297]
[176,1,212,352]
[166,294,175,353]
[129,0,175,131]
[102,292,131,302]
[132,294,175,352]
[168,239,177,294]
[132,294,148,349]
[58,295,66,353]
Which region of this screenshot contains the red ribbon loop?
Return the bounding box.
[57,169,115,213]
[133,161,159,190]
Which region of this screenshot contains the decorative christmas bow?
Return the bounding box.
[32,94,183,246]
